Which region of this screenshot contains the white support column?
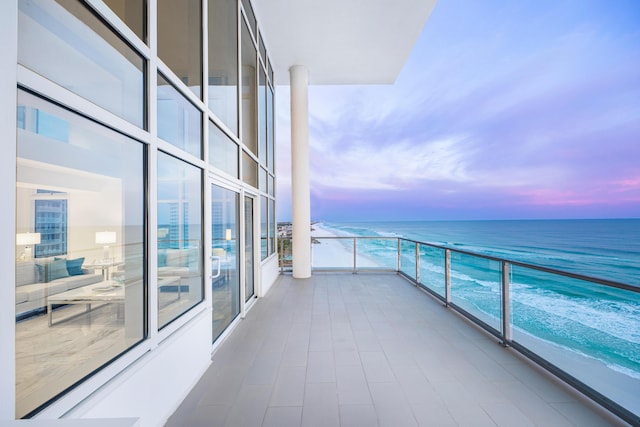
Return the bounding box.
[289,65,311,279]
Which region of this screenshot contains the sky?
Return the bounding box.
[275,0,640,222]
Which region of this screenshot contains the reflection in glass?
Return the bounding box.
[157,0,202,98]
[157,73,202,158]
[15,91,145,418]
[268,61,274,85]
[258,32,266,64]
[241,19,257,154]
[211,185,240,341]
[268,175,275,197]
[157,152,203,329]
[261,196,268,260]
[208,121,239,178]
[242,151,258,188]
[103,0,146,42]
[241,0,256,35]
[258,67,267,164]
[208,0,238,135]
[244,197,255,301]
[267,86,274,173]
[18,0,145,128]
[259,167,267,192]
[269,199,275,255]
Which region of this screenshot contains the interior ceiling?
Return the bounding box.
[252,0,438,86]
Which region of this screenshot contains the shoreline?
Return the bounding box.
[311,222,383,269]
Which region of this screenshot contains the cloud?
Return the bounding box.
[309,135,473,193]
[275,0,640,221]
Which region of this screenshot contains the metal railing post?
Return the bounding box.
[445,249,451,307]
[353,237,357,274]
[397,238,401,272]
[501,261,512,347]
[415,242,420,285]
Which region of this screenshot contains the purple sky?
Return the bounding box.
[276,0,640,222]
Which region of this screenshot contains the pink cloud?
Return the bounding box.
[513,189,611,207]
[611,177,640,191]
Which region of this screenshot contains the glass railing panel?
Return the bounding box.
[399,240,416,280]
[312,237,354,270]
[418,245,446,297]
[355,238,397,270]
[450,251,502,331]
[278,238,292,270]
[510,265,640,416]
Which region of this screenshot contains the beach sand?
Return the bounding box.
[311,223,384,269]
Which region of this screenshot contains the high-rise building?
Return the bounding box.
[1,0,437,424]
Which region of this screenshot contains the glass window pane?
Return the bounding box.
[241,19,257,155]
[241,0,256,35]
[259,167,267,193]
[157,0,202,98]
[15,90,145,418]
[269,199,275,255]
[258,66,267,164]
[267,86,274,173]
[157,152,203,329]
[157,73,202,158]
[258,32,266,63]
[211,185,240,341]
[242,151,257,188]
[268,174,274,197]
[208,121,239,178]
[261,196,267,260]
[268,60,274,85]
[208,0,238,136]
[103,0,146,42]
[18,0,145,128]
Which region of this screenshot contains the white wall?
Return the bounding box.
[261,256,280,295]
[65,309,212,427]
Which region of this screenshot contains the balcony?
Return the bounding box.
[166,269,634,426]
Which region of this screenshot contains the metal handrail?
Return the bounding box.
[288,235,638,293]
[278,234,640,425]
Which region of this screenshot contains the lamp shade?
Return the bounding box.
[225,229,232,240]
[95,231,116,244]
[16,232,41,245]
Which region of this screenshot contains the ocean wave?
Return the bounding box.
[510,285,640,345]
[415,261,640,347]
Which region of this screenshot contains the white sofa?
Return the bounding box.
[16,258,103,318]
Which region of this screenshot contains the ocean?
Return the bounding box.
[317,218,640,412]
[321,219,640,286]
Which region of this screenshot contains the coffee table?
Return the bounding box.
[47,276,182,326]
[47,281,124,326]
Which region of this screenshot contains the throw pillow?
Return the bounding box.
[66,257,85,276]
[48,258,70,281]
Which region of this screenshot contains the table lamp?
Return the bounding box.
[16,232,41,259]
[95,231,116,262]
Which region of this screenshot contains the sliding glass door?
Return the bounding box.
[211,184,240,341]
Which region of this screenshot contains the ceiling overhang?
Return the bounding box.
[252,0,439,86]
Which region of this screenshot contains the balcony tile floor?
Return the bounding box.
[165,273,630,427]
